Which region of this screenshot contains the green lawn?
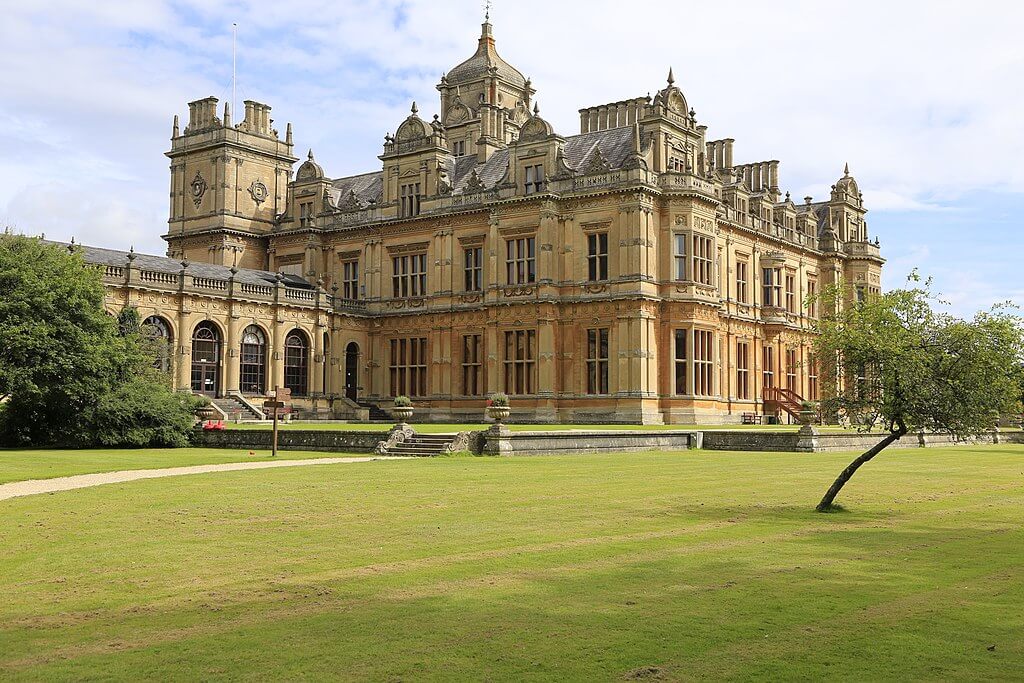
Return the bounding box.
[1,446,1022,680]
[0,448,347,484]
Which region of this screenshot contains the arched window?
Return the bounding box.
[191,322,221,395]
[142,315,173,373]
[240,325,267,395]
[284,330,309,396]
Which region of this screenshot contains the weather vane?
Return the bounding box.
[484,0,491,21]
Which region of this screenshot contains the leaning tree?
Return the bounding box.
[812,274,1023,512]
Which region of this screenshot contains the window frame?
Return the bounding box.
[503,329,537,395]
[587,232,609,282]
[505,237,536,285]
[585,328,610,395]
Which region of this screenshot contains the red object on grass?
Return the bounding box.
[202,420,225,431]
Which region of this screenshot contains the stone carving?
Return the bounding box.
[190,171,208,207]
[582,148,611,174]
[248,179,269,205]
[464,169,485,193]
[338,190,363,212]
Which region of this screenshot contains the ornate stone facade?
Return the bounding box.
[84,20,883,423]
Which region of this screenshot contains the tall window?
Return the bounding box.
[190,322,220,395]
[240,325,266,394]
[400,182,421,218]
[453,140,466,157]
[762,267,782,307]
[524,164,545,194]
[692,235,714,286]
[142,315,172,373]
[674,329,687,394]
[299,201,314,227]
[808,358,819,400]
[392,253,427,298]
[389,337,428,397]
[586,328,609,395]
[736,260,748,303]
[736,341,750,399]
[341,260,359,300]
[464,246,483,292]
[284,331,309,396]
[673,234,687,280]
[693,329,714,397]
[762,346,774,390]
[462,334,482,395]
[806,279,818,318]
[587,233,608,282]
[786,347,797,390]
[785,271,796,313]
[504,330,536,395]
[506,237,536,285]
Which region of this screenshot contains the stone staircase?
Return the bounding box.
[212,395,263,421]
[378,433,458,457]
[358,401,391,421]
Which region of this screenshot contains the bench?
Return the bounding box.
[741,413,763,425]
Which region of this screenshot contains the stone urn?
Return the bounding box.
[393,406,414,422]
[487,405,511,423]
[798,410,816,426]
[195,404,218,421]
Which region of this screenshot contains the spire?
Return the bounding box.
[667,67,675,86]
[844,162,850,176]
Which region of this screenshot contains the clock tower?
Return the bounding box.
[164,96,297,270]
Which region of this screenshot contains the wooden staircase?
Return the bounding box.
[763,387,804,422]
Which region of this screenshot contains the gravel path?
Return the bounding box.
[0,456,406,502]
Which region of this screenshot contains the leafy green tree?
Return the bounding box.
[0,234,200,447]
[813,275,1024,511]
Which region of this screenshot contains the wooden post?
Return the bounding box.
[263,386,290,458]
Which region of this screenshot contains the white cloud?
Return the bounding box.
[0,0,1022,314]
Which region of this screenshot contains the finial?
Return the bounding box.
[785,191,791,201]
[307,148,314,161]
[484,0,492,22]
[667,66,675,86]
[180,258,189,270]
[286,122,293,145]
[844,162,850,176]
[805,196,813,204]
[533,101,540,116]
[223,101,231,127]
[172,114,179,137]
[411,101,418,115]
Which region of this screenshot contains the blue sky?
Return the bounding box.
[1,0,1022,317]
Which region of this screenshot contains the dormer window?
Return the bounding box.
[299,201,314,227]
[400,183,421,218]
[524,165,545,195]
[453,140,466,157]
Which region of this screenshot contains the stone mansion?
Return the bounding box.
[78,19,883,423]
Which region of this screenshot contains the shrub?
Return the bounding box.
[488,392,509,407]
[394,395,412,407]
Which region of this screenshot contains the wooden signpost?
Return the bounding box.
[263,387,291,458]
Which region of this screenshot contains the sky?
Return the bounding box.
[1,0,1022,317]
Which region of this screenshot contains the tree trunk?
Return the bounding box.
[816,427,907,512]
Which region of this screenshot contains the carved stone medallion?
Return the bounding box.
[248,179,269,205]
[190,171,208,207]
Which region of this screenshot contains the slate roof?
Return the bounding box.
[325,126,639,200]
[55,242,314,289]
[446,25,527,88]
[329,171,383,207]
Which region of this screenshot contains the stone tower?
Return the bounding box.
[164,97,297,270]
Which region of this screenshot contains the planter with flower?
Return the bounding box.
[486,392,510,423]
[392,395,414,423]
[798,400,819,426]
